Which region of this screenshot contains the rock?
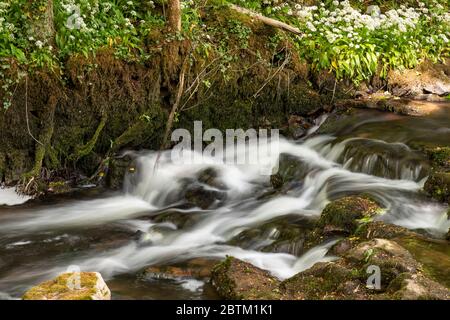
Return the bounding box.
[269,173,283,190]
[107,155,134,190]
[211,242,449,301]
[152,211,202,229]
[330,239,355,255]
[228,216,315,256]
[345,239,421,285]
[318,196,382,236]
[47,181,73,194]
[197,167,227,190]
[287,115,312,139]
[386,273,450,300]
[184,185,226,209]
[396,236,450,289]
[182,168,227,209]
[273,154,308,187]
[22,272,111,300]
[377,99,442,117]
[424,172,450,204]
[210,257,282,300]
[142,258,219,280]
[388,59,450,97]
[281,261,369,300]
[425,146,450,170]
[354,221,413,240]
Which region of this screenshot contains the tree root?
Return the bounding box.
[69,113,108,162]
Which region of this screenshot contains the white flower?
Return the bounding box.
[35,40,44,49]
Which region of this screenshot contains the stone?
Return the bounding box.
[142,258,219,280]
[386,273,450,300]
[424,172,450,204]
[22,272,111,300]
[318,196,382,235]
[281,261,369,300]
[210,257,282,300]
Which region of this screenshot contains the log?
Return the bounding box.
[229,4,302,36]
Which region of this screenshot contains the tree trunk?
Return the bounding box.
[32,0,55,44]
[167,0,182,33]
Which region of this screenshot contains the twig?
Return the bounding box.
[253,54,290,98]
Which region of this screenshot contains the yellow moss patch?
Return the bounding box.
[22,272,101,300]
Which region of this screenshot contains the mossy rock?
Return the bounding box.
[354,221,413,240]
[385,273,450,300]
[210,257,282,300]
[425,147,450,170]
[22,272,111,300]
[280,261,369,300]
[344,238,420,288]
[424,172,450,204]
[396,236,450,289]
[318,196,383,235]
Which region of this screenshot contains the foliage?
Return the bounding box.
[0,0,449,109]
[228,0,450,83]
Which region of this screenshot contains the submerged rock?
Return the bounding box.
[184,185,226,209]
[318,196,382,236]
[142,258,219,280]
[182,167,228,209]
[22,272,111,300]
[228,216,315,256]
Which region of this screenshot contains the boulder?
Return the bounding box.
[354,221,413,240]
[386,273,450,300]
[22,272,111,300]
[424,172,450,204]
[344,239,420,286]
[210,257,282,300]
[387,59,450,97]
[318,196,382,235]
[211,238,450,300]
[281,261,369,300]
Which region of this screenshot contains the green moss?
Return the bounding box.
[70,114,107,161]
[396,236,450,289]
[22,272,100,300]
[318,196,382,235]
[424,172,450,203]
[211,256,242,300]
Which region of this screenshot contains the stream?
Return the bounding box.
[0,105,449,300]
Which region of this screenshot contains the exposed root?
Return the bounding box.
[69,113,108,162]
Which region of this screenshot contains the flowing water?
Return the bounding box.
[0,105,449,300]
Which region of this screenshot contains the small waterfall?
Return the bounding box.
[0,109,449,298]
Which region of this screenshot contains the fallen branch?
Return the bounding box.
[229,4,302,36]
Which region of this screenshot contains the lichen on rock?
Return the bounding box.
[22,272,111,300]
